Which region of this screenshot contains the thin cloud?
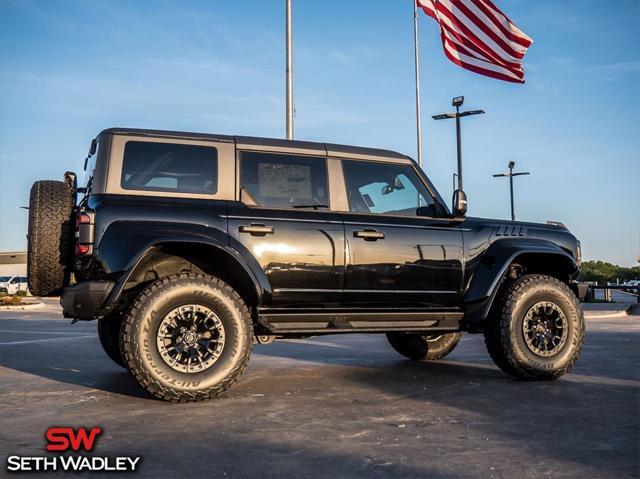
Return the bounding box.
[596,61,640,73]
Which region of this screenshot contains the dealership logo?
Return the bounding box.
[46,427,102,452]
[5,427,141,473]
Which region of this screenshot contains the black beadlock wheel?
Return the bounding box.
[120,273,253,402]
[97,314,126,368]
[27,180,74,296]
[484,274,585,380]
[386,332,462,361]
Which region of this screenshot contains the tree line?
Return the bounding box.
[579,261,640,284]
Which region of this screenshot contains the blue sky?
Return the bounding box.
[1,0,638,266]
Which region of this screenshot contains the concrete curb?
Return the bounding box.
[0,302,45,311]
[584,311,629,319]
[582,304,640,319]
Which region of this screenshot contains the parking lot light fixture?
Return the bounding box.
[432,96,485,192]
[493,160,530,221]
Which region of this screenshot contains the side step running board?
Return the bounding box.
[258,311,463,334]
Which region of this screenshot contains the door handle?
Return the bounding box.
[239,224,274,236]
[354,229,385,241]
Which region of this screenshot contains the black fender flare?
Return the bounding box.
[94,222,271,314]
[463,238,578,326]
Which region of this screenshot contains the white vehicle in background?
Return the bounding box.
[0,276,28,295]
[622,279,640,291]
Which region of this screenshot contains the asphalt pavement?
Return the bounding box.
[1,301,638,478]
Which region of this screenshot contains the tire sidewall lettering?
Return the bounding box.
[503,278,583,375]
[126,278,249,396]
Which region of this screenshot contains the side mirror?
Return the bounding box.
[452,189,467,217]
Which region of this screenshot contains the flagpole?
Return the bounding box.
[413,0,423,167]
[285,0,294,140]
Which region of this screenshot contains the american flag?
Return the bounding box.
[417,0,533,83]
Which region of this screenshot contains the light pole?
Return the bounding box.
[493,161,530,221]
[285,0,293,140]
[432,96,484,192]
[413,0,423,167]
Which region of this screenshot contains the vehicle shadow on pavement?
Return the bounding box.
[0,336,150,400]
[250,332,639,479]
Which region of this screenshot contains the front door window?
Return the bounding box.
[342,160,435,216]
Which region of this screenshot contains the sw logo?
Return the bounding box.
[5,426,141,473]
[45,427,102,452]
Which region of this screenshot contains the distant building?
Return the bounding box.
[0,251,27,277]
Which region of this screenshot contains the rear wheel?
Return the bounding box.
[386,332,462,360]
[120,273,253,402]
[484,274,585,380]
[97,314,125,368]
[27,180,74,296]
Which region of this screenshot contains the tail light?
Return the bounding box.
[75,209,94,257]
[75,244,91,256]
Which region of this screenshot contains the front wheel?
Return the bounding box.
[386,332,462,360]
[484,274,585,380]
[120,274,253,402]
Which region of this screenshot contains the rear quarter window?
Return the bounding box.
[121,141,218,194]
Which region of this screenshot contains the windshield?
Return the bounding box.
[0,276,11,282]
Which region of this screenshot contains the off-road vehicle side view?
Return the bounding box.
[27,128,585,402]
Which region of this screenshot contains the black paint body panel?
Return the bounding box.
[341,213,464,308]
[227,203,345,307]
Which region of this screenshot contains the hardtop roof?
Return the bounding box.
[99,127,412,163]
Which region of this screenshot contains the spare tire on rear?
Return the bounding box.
[27,180,74,296]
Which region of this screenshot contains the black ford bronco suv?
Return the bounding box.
[27,128,585,402]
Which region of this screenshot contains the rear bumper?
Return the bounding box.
[61,280,115,319]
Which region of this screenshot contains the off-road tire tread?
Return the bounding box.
[424,333,462,360]
[484,274,585,380]
[387,332,462,361]
[120,273,252,402]
[27,180,73,296]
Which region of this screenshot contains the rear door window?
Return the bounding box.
[239,151,329,209]
[121,141,218,194]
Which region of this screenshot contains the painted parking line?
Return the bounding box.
[0,317,66,322]
[0,335,96,346]
[0,330,93,335]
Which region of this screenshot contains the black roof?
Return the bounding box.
[99,127,411,162]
